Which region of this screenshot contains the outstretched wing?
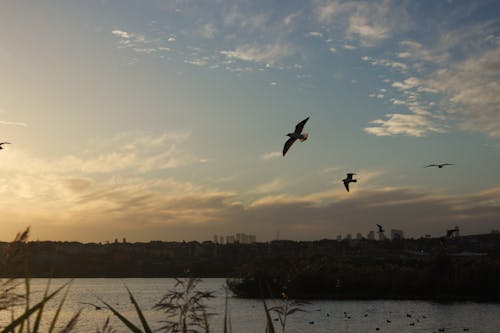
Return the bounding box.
[0,142,11,145]
[283,138,297,156]
[294,117,309,134]
[346,173,356,179]
[343,180,349,192]
[442,163,454,167]
[424,164,437,168]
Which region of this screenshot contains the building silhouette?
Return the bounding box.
[391,229,404,240]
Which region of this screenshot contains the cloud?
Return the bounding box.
[392,77,421,90]
[201,23,216,39]
[398,40,449,64]
[390,98,406,105]
[111,29,157,58]
[343,44,357,50]
[184,58,209,66]
[0,131,197,175]
[111,30,130,39]
[244,186,500,239]
[61,178,93,193]
[364,113,444,137]
[362,56,408,71]
[315,0,413,47]
[308,31,323,38]
[0,120,28,127]
[2,157,499,241]
[423,46,500,137]
[224,7,270,33]
[220,43,292,65]
[252,178,289,194]
[260,151,282,160]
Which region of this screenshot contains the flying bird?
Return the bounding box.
[342,173,357,192]
[376,224,385,233]
[283,117,309,156]
[425,163,454,168]
[0,142,11,149]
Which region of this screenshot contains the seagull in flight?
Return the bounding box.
[283,117,309,156]
[425,163,454,168]
[0,142,11,149]
[376,224,385,233]
[342,173,357,192]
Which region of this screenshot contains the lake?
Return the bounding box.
[1,278,499,332]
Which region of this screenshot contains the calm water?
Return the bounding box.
[1,278,499,333]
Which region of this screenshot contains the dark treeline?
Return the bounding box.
[0,233,499,301]
[227,254,500,301]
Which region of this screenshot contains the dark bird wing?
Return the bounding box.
[441,163,454,167]
[424,164,437,168]
[294,117,309,134]
[376,224,383,232]
[343,180,350,192]
[0,142,11,145]
[346,173,356,179]
[283,138,297,156]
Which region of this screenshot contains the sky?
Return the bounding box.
[0,0,499,242]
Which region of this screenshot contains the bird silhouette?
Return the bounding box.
[425,163,454,168]
[376,224,385,233]
[0,142,11,150]
[283,117,309,156]
[342,173,357,192]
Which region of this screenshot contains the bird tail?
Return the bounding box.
[300,133,308,142]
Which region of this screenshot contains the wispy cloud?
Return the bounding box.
[315,0,413,47]
[364,113,444,137]
[112,29,147,46]
[392,77,421,90]
[252,178,289,194]
[1,131,198,175]
[362,55,408,72]
[0,120,28,127]
[201,23,216,39]
[424,46,500,137]
[260,151,282,160]
[343,44,357,50]
[220,43,292,65]
[308,31,323,38]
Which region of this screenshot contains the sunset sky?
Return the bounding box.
[1,0,499,242]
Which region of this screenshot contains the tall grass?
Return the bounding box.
[0,228,79,333]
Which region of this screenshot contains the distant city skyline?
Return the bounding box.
[1,1,499,242]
